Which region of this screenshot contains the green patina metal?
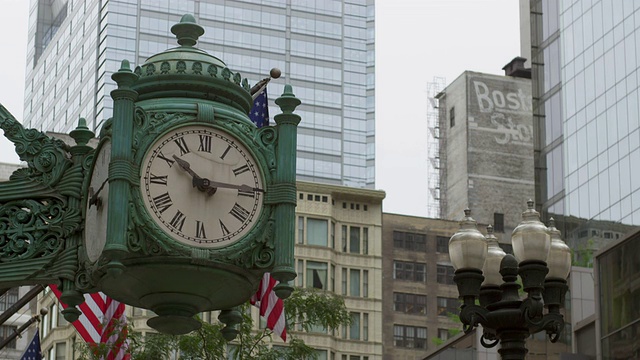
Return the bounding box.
[0,14,300,336]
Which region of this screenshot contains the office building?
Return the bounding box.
[524,0,640,357]
[528,0,640,253]
[24,0,375,188]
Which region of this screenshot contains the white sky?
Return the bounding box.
[0,0,520,217]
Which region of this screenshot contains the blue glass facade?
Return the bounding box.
[23,0,375,188]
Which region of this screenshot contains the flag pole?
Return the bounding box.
[250,68,281,100]
[0,308,47,352]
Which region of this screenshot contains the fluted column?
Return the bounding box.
[104,60,138,275]
[270,85,301,299]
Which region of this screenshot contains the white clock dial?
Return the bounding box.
[140,125,264,248]
[84,141,111,262]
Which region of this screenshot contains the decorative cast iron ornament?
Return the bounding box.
[0,14,300,336]
[449,201,571,360]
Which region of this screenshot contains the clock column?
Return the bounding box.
[104,60,139,275]
[271,85,301,299]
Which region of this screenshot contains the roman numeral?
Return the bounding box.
[152,192,173,214]
[237,189,255,198]
[198,135,212,153]
[169,210,186,231]
[219,220,230,236]
[196,220,207,238]
[220,145,232,160]
[174,137,190,155]
[229,203,250,222]
[149,173,168,185]
[232,164,250,176]
[157,151,175,167]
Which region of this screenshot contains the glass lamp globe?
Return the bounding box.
[511,200,551,263]
[546,218,572,279]
[482,225,507,286]
[449,209,488,271]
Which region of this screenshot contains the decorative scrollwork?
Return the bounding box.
[0,198,73,260]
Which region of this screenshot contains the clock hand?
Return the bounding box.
[89,178,109,208]
[172,155,217,195]
[194,178,265,193]
[172,154,202,180]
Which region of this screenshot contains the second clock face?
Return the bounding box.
[140,125,264,248]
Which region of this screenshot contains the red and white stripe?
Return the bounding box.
[50,286,130,360]
[250,273,286,341]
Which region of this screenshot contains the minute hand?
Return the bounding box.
[206,180,264,193]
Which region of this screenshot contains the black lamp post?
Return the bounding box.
[448,201,571,360]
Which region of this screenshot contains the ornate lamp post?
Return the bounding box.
[449,201,571,360]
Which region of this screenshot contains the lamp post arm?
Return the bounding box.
[459,303,489,334]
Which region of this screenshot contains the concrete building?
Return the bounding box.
[435,67,534,239]
[24,0,375,188]
[37,180,385,359]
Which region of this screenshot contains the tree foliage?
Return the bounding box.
[76,287,350,360]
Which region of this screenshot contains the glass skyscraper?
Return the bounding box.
[531,0,640,257]
[23,0,375,188]
[530,2,640,357]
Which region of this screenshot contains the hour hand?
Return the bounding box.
[172,155,201,181]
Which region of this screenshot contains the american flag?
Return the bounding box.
[250,273,286,341]
[249,87,270,127]
[50,286,130,360]
[20,329,42,360]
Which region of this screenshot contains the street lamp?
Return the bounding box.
[448,200,571,360]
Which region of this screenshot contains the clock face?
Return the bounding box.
[85,141,111,262]
[140,125,264,248]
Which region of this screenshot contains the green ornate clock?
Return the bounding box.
[140,125,264,248]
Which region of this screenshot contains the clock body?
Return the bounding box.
[139,124,264,248]
[83,140,112,262]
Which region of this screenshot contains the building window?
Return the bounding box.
[55,342,66,360]
[393,292,427,315]
[438,328,451,342]
[350,312,361,340]
[350,269,361,297]
[363,313,369,341]
[341,225,347,252]
[393,231,426,251]
[297,260,304,287]
[494,213,504,232]
[331,222,336,249]
[363,227,368,255]
[306,261,327,290]
[342,268,348,295]
[297,216,304,244]
[0,325,17,349]
[436,264,455,285]
[394,325,427,349]
[363,270,369,298]
[436,236,449,253]
[0,288,19,311]
[307,218,328,246]
[331,265,336,292]
[449,107,455,127]
[437,297,460,316]
[393,261,426,282]
[350,226,360,253]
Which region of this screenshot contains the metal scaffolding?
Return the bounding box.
[426,77,446,218]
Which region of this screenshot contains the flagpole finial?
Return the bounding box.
[270,68,281,79]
